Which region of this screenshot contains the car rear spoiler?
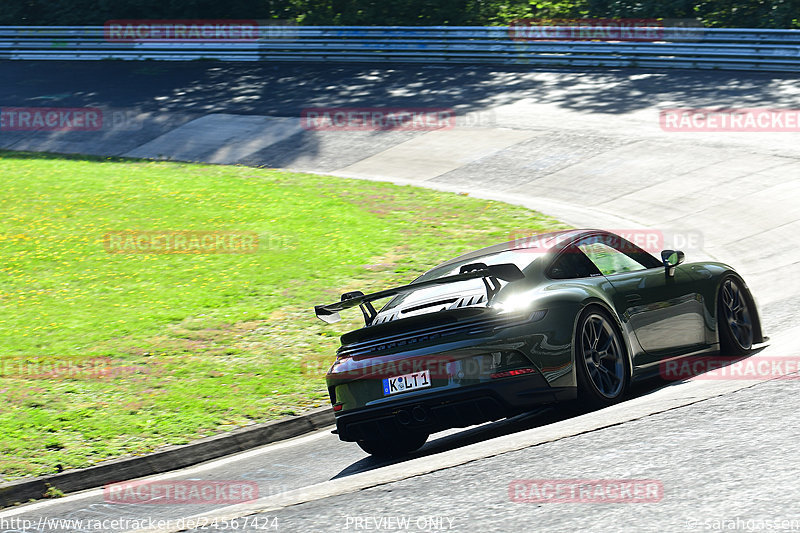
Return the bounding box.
[314,262,525,325]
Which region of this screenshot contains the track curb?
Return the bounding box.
[0,407,333,508]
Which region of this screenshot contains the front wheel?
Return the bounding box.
[718,277,754,356]
[357,431,428,458]
[575,307,630,408]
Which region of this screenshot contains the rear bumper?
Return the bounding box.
[334,374,575,442]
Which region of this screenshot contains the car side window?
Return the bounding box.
[577,239,649,276]
[549,246,602,279]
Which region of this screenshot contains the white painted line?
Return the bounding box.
[0,428,332,518]
[130,326,800,532]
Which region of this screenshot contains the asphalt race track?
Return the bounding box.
[1,62,799,533]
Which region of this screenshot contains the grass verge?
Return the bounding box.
[0,150,566,480]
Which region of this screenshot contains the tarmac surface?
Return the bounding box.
[241,377,800,533]
[1,61,798,533]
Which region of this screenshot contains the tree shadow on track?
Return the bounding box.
[2,61,798,166]
[3,62,797,117]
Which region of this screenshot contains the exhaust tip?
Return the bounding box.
[396,409,412,425]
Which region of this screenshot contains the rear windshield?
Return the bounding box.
[379,249,545,313]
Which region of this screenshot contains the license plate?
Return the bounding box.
[382,370,431,396]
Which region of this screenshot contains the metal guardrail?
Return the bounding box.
[1,26,799,71]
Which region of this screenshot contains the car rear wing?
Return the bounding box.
[314,262,524,325]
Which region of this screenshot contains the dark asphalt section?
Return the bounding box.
[1,60,798,532]
[211,377,800,533]
[1,379,669,533]
[2,62,799,118]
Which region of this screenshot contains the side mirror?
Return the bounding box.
[660,250,685,278]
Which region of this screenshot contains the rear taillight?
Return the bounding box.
[333,404,343,412]
[490,368,537,379]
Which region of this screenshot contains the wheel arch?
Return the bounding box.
[714,270,765,344]
[573,297,636,378]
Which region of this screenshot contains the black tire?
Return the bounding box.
[574,306,630,408]
[717,276,754,356]
[357,432,428,457]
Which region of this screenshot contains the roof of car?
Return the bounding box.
[434,229,596,270]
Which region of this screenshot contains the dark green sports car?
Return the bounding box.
[315,229,764,457]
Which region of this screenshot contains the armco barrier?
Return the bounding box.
[0,25,799,72]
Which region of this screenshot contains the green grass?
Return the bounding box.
[0,150,567,481]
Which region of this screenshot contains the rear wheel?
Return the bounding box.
[575,307,630,408]
[718,277,754,356]
[356,431,428,458]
